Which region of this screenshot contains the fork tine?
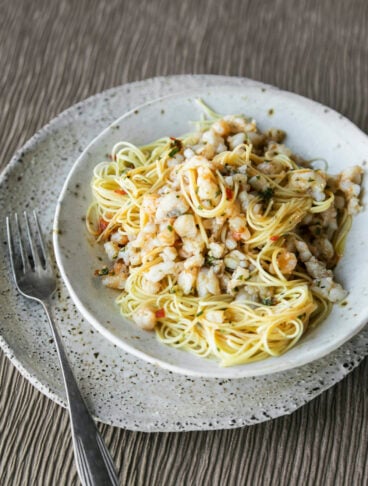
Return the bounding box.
[33,210,52,268]
[6,216,19,280]
[24,211,42,271]
[13,213,31,272]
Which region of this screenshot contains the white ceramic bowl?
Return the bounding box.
[53,84,368,378]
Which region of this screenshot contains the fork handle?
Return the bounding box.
[42,300,120,486]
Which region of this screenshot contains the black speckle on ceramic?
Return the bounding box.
[0,75,368,432]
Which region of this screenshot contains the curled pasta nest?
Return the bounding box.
[87,102,362,366]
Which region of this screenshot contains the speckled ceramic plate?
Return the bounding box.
[1,75,368,432]
[54,86,368,379]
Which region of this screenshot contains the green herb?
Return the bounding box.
[205,255,215,265]
[215,190,221,197]
[262,297,273,306]
[197,205,203,210]
[234,286,239,292]
[260,187,274,202]
[176,195,180,199]
[308,178,314,182]
[168,147,180,157]
[196,310,204,317]
[96,267,109,276]
[167,225,173,232]
[168,137,182,157]
[237,275,244,280]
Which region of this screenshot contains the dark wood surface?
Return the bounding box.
[1,0,368,484]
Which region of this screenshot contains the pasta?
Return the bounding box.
[86,102,363,367]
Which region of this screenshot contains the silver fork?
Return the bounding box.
[6,211,120,486]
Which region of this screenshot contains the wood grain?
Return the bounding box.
[1,0,368,484]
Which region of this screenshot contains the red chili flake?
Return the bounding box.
[232,232,242,241]
[99,218,108,233]
[114,189,127,195]
[226,188,233,200]
[155,309,165,318]
[270,235,279,241]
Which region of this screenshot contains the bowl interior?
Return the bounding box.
[54,84,368,378]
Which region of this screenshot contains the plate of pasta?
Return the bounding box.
[54,85,368,378]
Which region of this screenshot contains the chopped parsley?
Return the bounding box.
[262,297,273,306]
[168,137,182,157]
[167,225,173,232]
[95,267,109,276]
[205,254,216,265]
[196,310,204,317]
[260,187,274,202]
[168,147,180,157]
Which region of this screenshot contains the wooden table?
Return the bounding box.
[1,0,368,484]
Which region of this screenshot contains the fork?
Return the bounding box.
[6,211,120,486]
